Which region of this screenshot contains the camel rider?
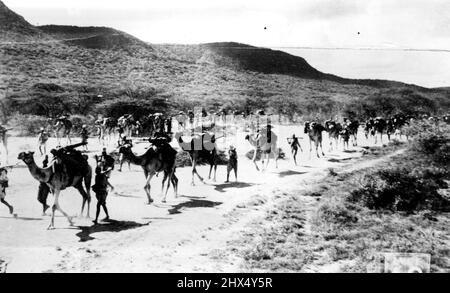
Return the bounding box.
[0,165,14,215]
[37,127,49,155]
[50,142,88,183]
[149,135,173,163]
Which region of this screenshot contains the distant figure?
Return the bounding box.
[340,128,351,150]
[92,167,110,225]
[98,148,115,193]
[37,155,50,215]
[0,166,14,216]
[80,125,89,151]
[37,127,49,155]
[287,134,303,165]
[226,145,238,183]
[118,136,132,172]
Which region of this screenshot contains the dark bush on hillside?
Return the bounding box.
[413,133,450,166]
[349,167,449,212]
[8,114,49,136]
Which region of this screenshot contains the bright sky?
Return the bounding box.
[5,0,450,49]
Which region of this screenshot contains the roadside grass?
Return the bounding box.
[228,124,450,272]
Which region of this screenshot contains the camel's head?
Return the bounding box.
[18,151,35,164]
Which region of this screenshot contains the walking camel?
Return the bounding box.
[118,142,178,203]
[177,133,218,185]
[54,117,73,146]
[245,127,279,171]
[18,148,91,229]
[304,122,326,158]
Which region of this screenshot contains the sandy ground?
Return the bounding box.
[0,125,398,273]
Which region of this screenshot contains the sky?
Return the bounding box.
[5,0,450,49]
[3,0,450,87]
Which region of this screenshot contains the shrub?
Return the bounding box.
[315,200,358,226]
[349,167,449,212]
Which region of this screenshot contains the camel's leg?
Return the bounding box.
[144,172,155,204]
[1,198,14,215]
[171,173,178,197]
[76,183,90,219]
[251,148,260,171]
[320,139,325,156]
[161,172,169,202]
[213,164,217,181]
[309,139,313,160]
[208,164,213,180]
[84,173,92,217]
[49,190,73,230]
[191,157,204,186]
[264,153,270,170]
[163,170,174,202]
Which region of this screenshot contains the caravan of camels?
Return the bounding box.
[0,109,449,229]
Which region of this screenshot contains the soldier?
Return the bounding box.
[92,166,110,225]
[37,127,49,155]
[80,125,89,151]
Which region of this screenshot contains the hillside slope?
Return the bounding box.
[0,0,449,125]
[38,25,153,51]
[0,0,48,42]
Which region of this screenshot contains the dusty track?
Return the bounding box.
[0,126,403,272]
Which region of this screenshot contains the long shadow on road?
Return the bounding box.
[75,219,149,242]
[277,170,307,178]
[168,199,222,215]
[213,182,256,193]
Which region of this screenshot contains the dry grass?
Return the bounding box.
[228,130,450,272]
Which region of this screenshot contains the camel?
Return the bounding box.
[373,117,387,144]
[18,148,91,229]
[304,122,326,158]
[98,117,117,143]
[245,127,279,171]
[54,117,72,146]
[118,142,178,203]
[324,120,342,151]
[118,114,135,137]
[177,132,218,185]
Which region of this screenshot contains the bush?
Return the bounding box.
[349,167,449,212]
[8,114,49,136]
[316,200,358,226]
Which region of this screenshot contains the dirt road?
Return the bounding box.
[0,126,400,272]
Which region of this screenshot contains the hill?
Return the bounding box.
[38,25,153,51]
[0,1,449,129]
[0,0,48,42]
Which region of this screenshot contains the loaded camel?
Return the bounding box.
[118,139,178,203]
[177,132,218,185]
[304,122,326,158]
[245,126,279,171]
[18,143,91,229]
[324,120,342,151]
